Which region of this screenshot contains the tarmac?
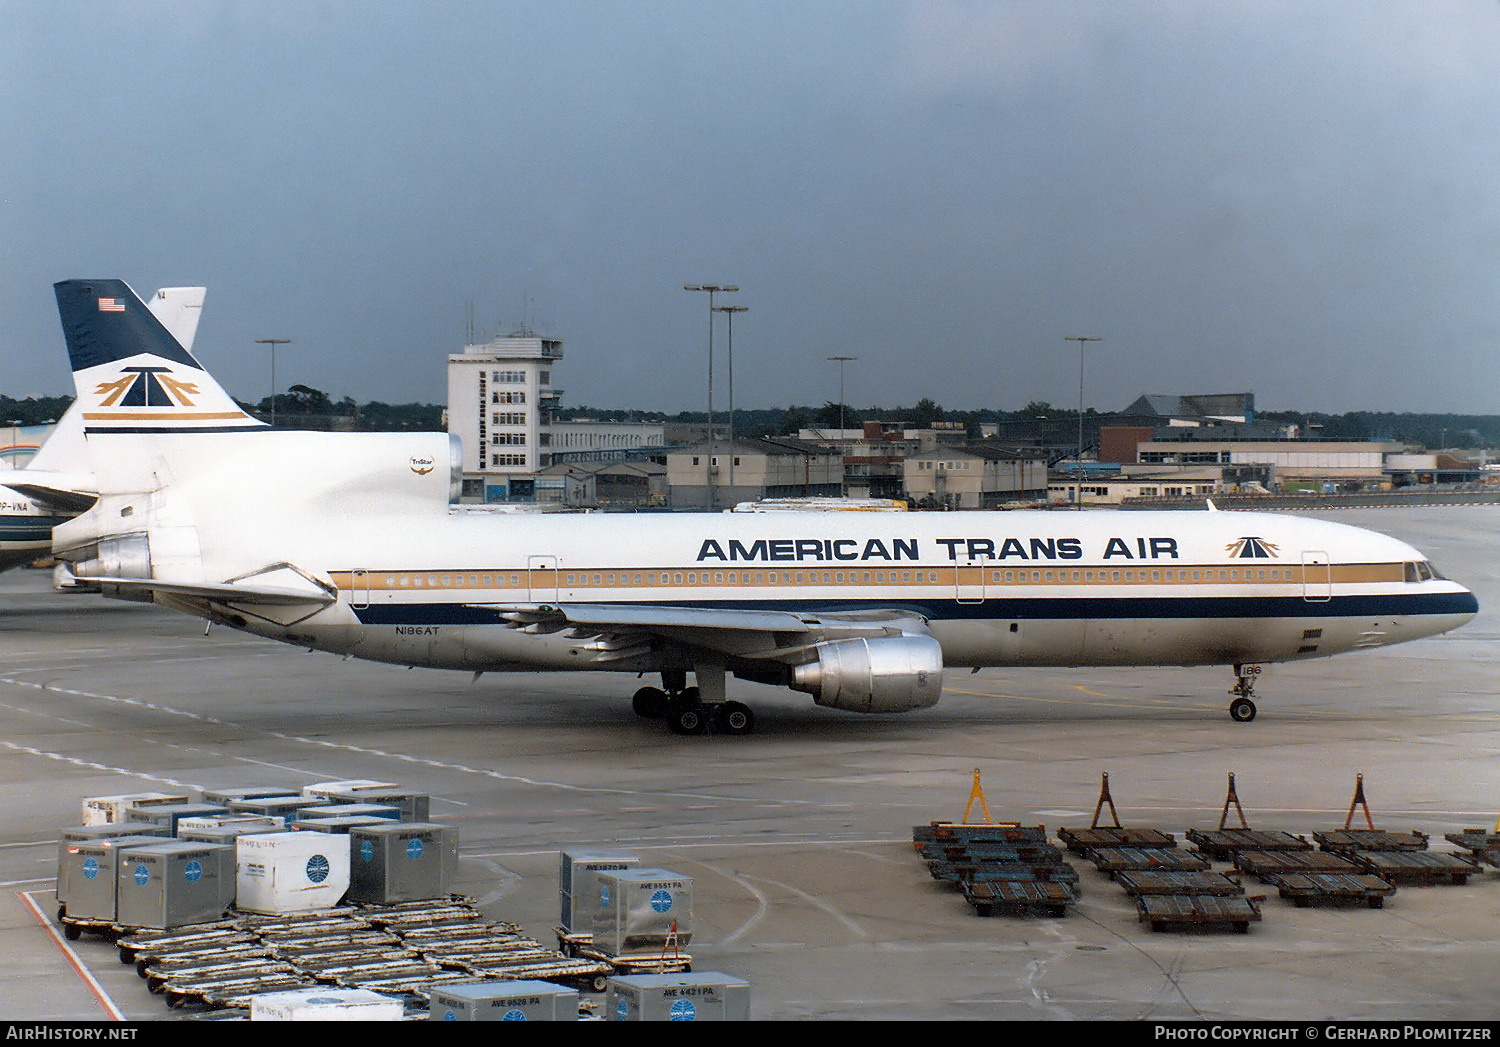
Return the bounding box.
[0,506,1496,1022]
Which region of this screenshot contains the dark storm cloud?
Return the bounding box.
[2,1,1497,414]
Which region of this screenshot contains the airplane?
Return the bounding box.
[0,287,207,571]
[47,278,1479,735]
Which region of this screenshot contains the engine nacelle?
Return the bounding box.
[790,635,944,714]
[62,532,155,602]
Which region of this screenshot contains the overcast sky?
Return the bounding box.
[3,1,1498,416]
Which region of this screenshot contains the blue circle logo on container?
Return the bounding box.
[361,840,374,862]
[133,863,150,886]
[406,838,424,861]
[600,885,611,907]
[184,860,202,883]
[651,888,673,913]
[503,1009,526,1021]
[670,998,697,1021]
[83,857,99,880]
[616,999,629,1022]
[307,854,330,883]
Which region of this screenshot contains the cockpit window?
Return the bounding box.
[1409,561,1438,582]
[1424,561,1445,580]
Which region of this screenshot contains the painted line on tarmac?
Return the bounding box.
[17,889,124,1022]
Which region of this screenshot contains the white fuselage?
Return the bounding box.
[179,504,1474,676]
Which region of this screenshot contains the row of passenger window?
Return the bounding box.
[376,566,1303,590]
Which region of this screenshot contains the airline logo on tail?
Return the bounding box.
[95,367,201,408]
[55,279,266,433]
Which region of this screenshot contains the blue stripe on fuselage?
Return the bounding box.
[0,517,66,542]
[346,590,1478,627]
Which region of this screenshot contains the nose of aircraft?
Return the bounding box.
[1457,584,1480,621]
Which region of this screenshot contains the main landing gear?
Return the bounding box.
[1228,663,1261,722]
[632,668,756,737]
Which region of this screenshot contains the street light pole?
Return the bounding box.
[827,355,857,497]
[255,338,292,426]
[714,304,748,496]
[1064,336,1099,508]
[684,284,737,510]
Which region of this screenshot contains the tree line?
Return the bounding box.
[5,388,1496,449]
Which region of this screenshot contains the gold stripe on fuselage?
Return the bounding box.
[327,562,1406,595]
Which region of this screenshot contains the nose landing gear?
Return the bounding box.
[1229,663,1261,722]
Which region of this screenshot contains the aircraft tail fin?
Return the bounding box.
[145,287,206,358]
[53,279,263,434]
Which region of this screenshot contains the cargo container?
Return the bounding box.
[200,786,296,806]
[292,802,401,823]
[559,850,640,933]
[82,793,189,827]
[429,980,579,1021]
[227,795,331,823]
[348,822,459,903]
[115,840,236,929]
[249,986,404,1021]
[606,972,749,1022]
[176,815,283,844]
[591,869,692,957]
[56,834,164,924]
[236,832,350,914]
[125,803,229,836]
[321,789,430,822]
[302,779,398,798]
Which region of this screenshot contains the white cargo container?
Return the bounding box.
[302,779,398,798]
[250,987,404,1021]
[429,980,579,1021]
[82,793,189,827]
[607,972,749,1022]
[592,869,692,957]
[236,832,350,914]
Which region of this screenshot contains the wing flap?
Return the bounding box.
[491,603,930,662]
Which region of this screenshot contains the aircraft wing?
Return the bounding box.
[1,471,98,514]
[495,602,933,662]
[59,563,338,607]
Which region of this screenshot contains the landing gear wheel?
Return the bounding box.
[1227,663,1262,722]
[667,699,707,735]
[714,701,755,736]
[632,686,668,719]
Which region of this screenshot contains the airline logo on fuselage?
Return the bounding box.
[1226,537,1279,558]
[696,535,1181,563]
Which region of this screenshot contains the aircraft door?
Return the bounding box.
[349,570,370,609]
[955,555,987,604]
[1301,551,1331,602]
[528,556,559,604]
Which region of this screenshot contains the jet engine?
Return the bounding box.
[790,635,944,713]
